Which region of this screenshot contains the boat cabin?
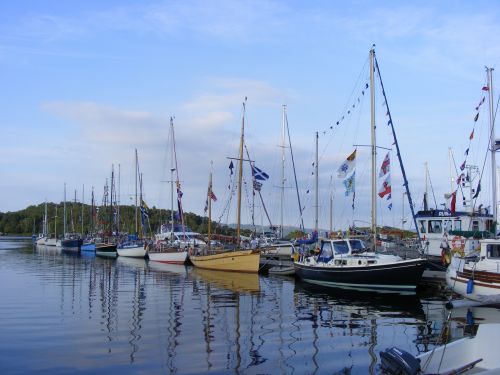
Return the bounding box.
[317,239,367,263]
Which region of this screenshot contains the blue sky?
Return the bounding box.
[1,0,499,231]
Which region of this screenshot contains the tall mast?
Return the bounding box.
[280,105,286,238]
[135,149,138,236]
[448,148,454,194]
[43,200,48,236]
[329,191,333,234]
[81,185,84,235]
[314,131,319,233]
[170,117,176,237]
[118,163,121,234]
[487,67,497,227]
[236,100,246,245]
[63,183,67,236]
[370,48,377,249]
[208,161,213,250]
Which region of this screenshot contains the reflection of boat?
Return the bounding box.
[193,268,260,293]
[147,261,188,276]
[190,102,260,273]
[116,256,147,270]
[381,324,500,374]
[36,244,62,255]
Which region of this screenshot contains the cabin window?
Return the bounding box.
[419,220,427,234]
[318,242,334,262]
[332,241,349,255]
[349,240,366,253]
[428,220,442,234]
[487,244,500,259]
[443,220,452,233]
[472,221,479,231]
[454,220,462,231]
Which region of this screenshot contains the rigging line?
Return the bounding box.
[285,112,305,231]
[374,52,422,245]
[427,167,439,209]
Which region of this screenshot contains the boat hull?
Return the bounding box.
[190,249,260,273]
[95,243,117,258]
[61,238,83,248]
[294,259,426,291]
[447,263,500,303]
[148,250,188,264]
[81,243,96,252]
[117,244,147,258]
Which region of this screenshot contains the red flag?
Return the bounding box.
[210,191,217,201]
[378,178,391,198]
[482,86,489,91]
[470,129,474,140]
[451,191,456,214]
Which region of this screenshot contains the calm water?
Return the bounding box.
[0,240,496,374]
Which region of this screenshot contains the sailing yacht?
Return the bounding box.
[294,48,425,292]
[190,101,260,273]
[148,117,189,264]
[446,67,500,302]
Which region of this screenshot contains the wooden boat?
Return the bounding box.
[190,103,260,273]
[380,323,500,374]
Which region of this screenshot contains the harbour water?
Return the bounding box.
[1,240,498,374]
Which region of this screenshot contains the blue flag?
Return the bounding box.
[252,165,269,181]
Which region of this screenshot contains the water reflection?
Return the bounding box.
[3,240,497,374]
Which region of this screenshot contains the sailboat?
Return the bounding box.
[95,168,118,258]
[294,48,425,292]
[35,201,48,245]
[117,150,148,258]
[190,101,260,273]
[148,117,190,264]
[446,67,500,303]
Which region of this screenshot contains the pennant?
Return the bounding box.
[474,113,479,122]
[252,165,269,181]
[465,148,469,156]
[387,119,392,126]
[229,161,234,175]
[337,149,357,178]
[450,191,457,214]
[378,175,391,199]
[470,129,474,140]
[388,202,392,210]
[460,161,466,171]
[482,86,489,91]
[209,190,217,201]
[472,181,481,199]
[379,152,390,177]
[343,172,355,196]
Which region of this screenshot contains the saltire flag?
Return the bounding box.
[337,149,356,178]
[450,191,457,214]
[343,172,355,196]
[473,181,481,199]
[140,206,149,226]
[378,175,392,199]
[252,165,269,181]
[379,152,390,177]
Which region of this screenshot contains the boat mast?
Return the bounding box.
[315,131,319,234]
[208,161,213,250]
[487,67,497,228]
[81,185,84,235]
[370,48,377,248]
[280,105,286,238]
[63,183,67,237]
[236,100,246,246]
[44,200,48,236]
[118,164,121,234]
[169,117,176,238]
[135,149,138,236]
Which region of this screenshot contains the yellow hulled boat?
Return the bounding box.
[190,249,260,273]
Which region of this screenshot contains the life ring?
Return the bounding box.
[450,236,465,256]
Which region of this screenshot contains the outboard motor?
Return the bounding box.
[380,347,421,375]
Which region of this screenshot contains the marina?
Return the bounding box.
[0,238,498,374]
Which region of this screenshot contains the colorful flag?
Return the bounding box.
[450,191,457,214]
[378,175,392,199]
[252,165,269,181]
[473,181,481,199]
[482,86,489,91]
[209,190,217,201]
[343,172,355,196]
[470,129,474,140]
[337,149,356,178]
[141,199,149,210]
[379,152,390,177]
[460,161,466,171]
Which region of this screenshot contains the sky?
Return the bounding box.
[1,0,499,232]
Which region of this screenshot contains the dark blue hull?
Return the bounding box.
[294,259,426,291]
